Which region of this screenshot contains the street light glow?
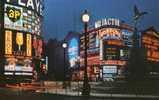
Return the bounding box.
[82,10,90,23]
[62,43,67,48]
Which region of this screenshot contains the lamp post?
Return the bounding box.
[81,10,90,96]
[62,42,67,89]
[76,56,80,96]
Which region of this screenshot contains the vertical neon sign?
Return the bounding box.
[5,31,12,55]
[26,34,32,56]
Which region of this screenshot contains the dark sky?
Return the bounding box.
[43,0,159,41]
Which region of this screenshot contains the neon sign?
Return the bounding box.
[4,4,23,30]
[6,6,21,22]
[26,34,32,57]
[16,32,23,51]
[99,28,122,40]
[5,31,12,55]
[6,0,43,15]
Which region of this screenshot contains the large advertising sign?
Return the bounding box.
[4,3,42,35]
[4,58,33,76]
[5,0,43,15]
[5,30,32,57]
[68,38,79,68]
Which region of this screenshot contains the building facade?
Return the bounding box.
[0,0,44,82]
[77,22,159,81]
[76,18,134,81]
[141,27,159,78]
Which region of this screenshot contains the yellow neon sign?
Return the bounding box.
[6,6,21,22]
[26,34,32,56]
[5,31,12,55]
[16,32,23,51]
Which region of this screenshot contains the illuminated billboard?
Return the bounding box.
[102,66,117,79]
[104,47,119,60]
[4,4,42,35]
[5,30,12,55]
[26,34,32,57]
[4,58,33,76]
[103,66,117,74]
[5,30,32,57]
[5,0,43,16]
[4,4,23,30]
[80,32,99,57]
[68,38,79,68]
[122,30,133,47]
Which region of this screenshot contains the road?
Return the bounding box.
[0,81,158,100]
[0,87,153,100]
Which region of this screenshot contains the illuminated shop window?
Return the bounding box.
[142,34,159,62]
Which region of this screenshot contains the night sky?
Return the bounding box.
[43,0,159,41]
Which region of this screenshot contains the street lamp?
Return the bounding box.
[62,42,67,89]
[62,42,68,49]
[81,9,90,96]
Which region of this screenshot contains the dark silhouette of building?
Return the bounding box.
[46,38,69,81]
